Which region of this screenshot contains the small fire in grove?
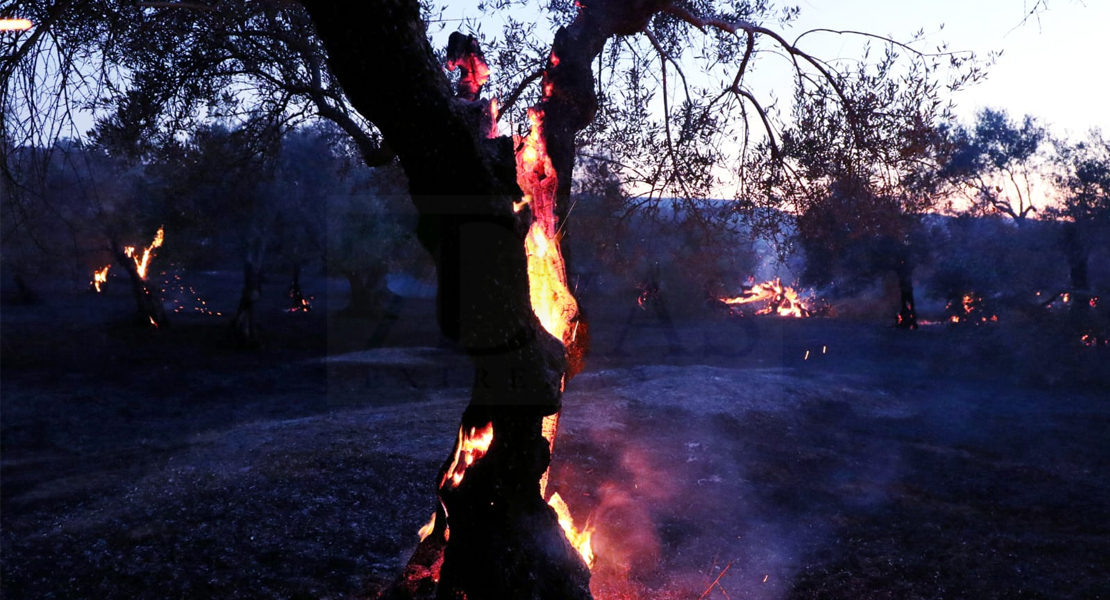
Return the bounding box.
[92,265,110,292]
[287,286,313,313]
[125,225,165,280]
[720,278,811,318]
[947,292,997,324]
[288,297,312,312]
[0,18,33,31]
[1081,332,1108,348]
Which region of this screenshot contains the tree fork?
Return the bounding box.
[300,2,675,598]
[110,239,167,328]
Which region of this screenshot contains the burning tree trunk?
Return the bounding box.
[110,236,167,328]
[1061,222,1091,313]
[287,264,311,312]
[301,2,665,599]
[895,259,917,330]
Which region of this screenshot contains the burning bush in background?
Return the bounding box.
[925,214,1066,321]
[568,161,758,319]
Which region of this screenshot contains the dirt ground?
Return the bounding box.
[2,273,1107,600]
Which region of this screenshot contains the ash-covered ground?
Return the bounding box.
[2,273,1107,600]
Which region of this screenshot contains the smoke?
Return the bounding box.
[552,365,907,600]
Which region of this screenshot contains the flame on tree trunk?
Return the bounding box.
[110,227,167,328]
[1062,222,1091,313]
[287,264,312,312]
[895,259,917,330]
[300,2,668,599]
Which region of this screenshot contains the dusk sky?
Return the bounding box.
[775,0,1109,137]
[436,0,1108,140]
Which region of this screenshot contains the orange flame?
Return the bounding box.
[720,278,810,318]
[516,107,579,344]
[0,18,33,31]
[538,413,560,498]
[446,41,490,101]
[442,423,495,489]
[513,54,596,570]
[92,265,110,292]
[548,492,594,568]
[488,98,500,139]
[125,226,164,280]
[417,513,437,541]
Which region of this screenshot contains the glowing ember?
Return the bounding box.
[446,33,491,102]
[92,265,110,292]
[946,292,997,324]
[442,423,495,489]
[0,18,33,31]
[125,226,164,280]
[1081,332,1108,348]
[516,104,579,345]
[547,492,594,568]
[720,278,810,318]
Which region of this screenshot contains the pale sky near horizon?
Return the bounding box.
[769,0,1109,138]
[11,1,1106,142]
[435,0,1108,139]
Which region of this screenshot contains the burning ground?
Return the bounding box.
[2,282,1108,600]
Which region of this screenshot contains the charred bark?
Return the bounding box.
[287,264,310,312]
[1061,222,1091,312]
[110,239,167,328]
[895,259,917,330]
[230,242,265,348]
[300,2,670,599]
